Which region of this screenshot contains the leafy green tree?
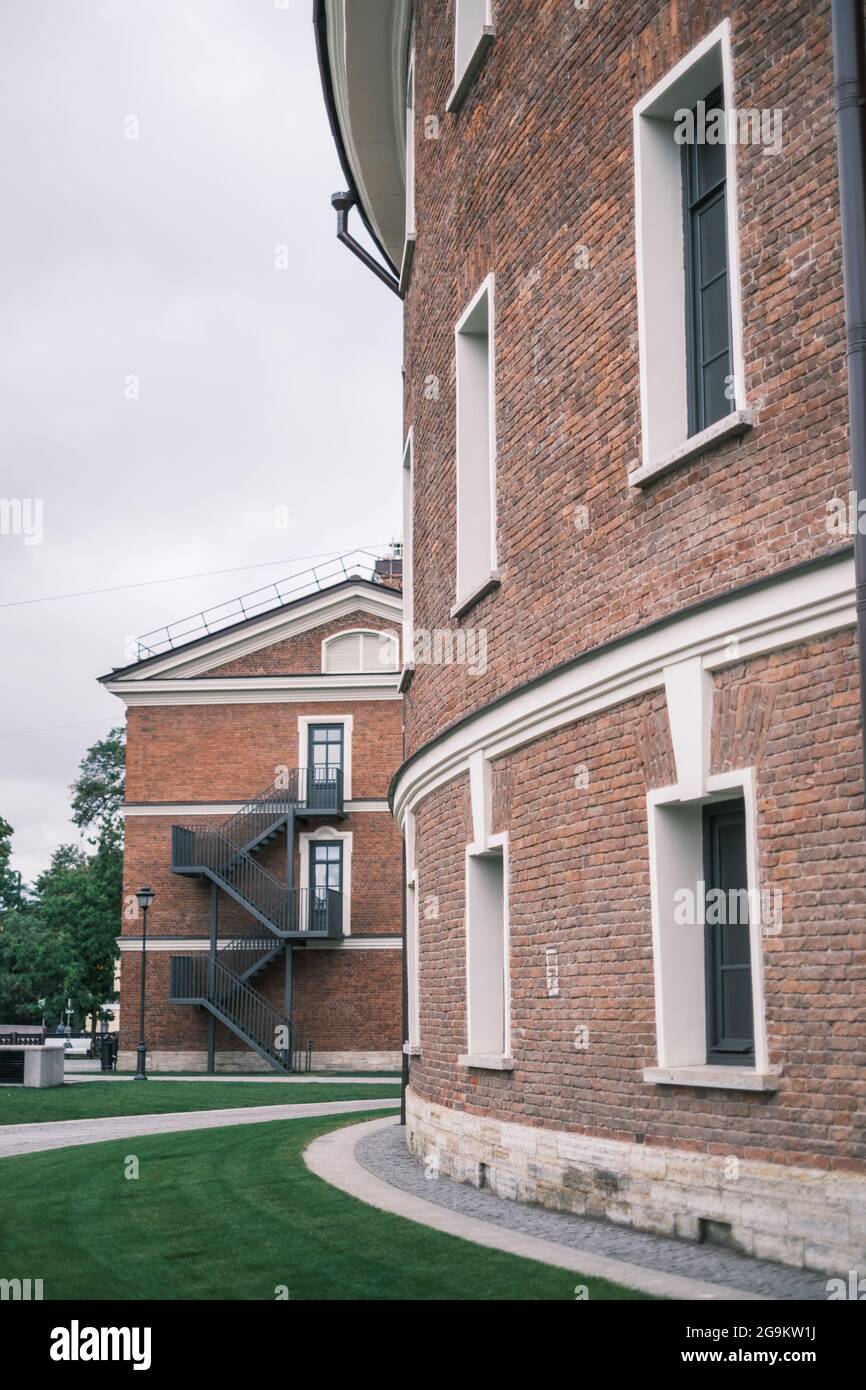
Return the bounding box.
[0,728,126,1030]
[0,817,24,916]
[70,726,125,846]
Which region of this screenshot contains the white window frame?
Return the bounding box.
[321,629,400,675]
[460,834,511,1068]
[401,429,415,680]
[299,826,354,936]
[447,0,495,113]
[452,273,499,618]
[401,48,416,293]
[404,809,420,1052]
[458,750,511,1070]
[644,768,774,1089]
[297,714,353,800]
[631,19,751,488]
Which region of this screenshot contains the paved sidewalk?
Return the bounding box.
[0,1097,399,1159]
[307,1117,832,1302]
[306,1117,766,1300]
[62,1072,400,1085]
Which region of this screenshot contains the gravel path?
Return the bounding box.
[0,1097,399,1159]
[355,1121,830,1301]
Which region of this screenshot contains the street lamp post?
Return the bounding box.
[133,886,155,1081]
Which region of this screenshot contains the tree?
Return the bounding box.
[0,728,126,1030]
[70,726,125,846]
[0,817,24,916]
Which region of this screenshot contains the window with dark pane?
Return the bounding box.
[682,87,734,435]
[703,800,754,1065]
[310,840,343,929]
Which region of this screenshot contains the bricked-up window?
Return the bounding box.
[447,0,494,113]
[402,433,414,666]
[405,51,416,242]
[322,630,399,672]
[682,87,733,436]
[703,800,755,1065]
[465,847,507,1058]
[454,275,497,613]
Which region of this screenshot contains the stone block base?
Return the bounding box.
[406,1089,866,1276]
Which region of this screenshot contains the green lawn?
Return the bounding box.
[0,1080,400,1125]
[0,1113,654,1300]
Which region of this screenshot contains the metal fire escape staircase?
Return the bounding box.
[168,769,344,1073]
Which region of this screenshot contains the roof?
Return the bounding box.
[313,0,411,273]
[99,574,402,684]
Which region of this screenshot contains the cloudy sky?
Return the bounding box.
[0,0,402,884]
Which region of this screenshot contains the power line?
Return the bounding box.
[0,544,390,611]
[0,717,118,740]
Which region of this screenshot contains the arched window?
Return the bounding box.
[322,629,399,674]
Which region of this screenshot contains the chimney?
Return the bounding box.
[373,544,403,591]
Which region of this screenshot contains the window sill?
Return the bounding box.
[628,410,754,489]
[403,1042,421,1057]
[450,572,500,621]
[446,28,495,113]
[458,1053,514,1072]
[398,663,415,693]
[399,234,416,296]
[643,1065,779,1093]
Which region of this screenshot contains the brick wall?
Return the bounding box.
[410,632,866,1175]
[125,699,402,803]
[403,0,849,757]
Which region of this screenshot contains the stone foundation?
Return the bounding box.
[406,1089,866,1276]
[118,1049,401,1074]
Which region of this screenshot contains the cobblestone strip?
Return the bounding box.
[354,1121,829,1302]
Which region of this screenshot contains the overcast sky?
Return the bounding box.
[0,0,402,885]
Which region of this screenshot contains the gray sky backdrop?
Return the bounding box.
[0,0,402,885]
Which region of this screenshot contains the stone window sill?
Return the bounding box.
[458,1053,514,1072]
[450,572,500,621]
[403,1042,421,1057]
[628,410,753,489]
[446,28,495,113]
[643,1065,780,1093]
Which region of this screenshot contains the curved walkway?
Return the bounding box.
[0,1097,400,1159]
[306,1117,829,1302]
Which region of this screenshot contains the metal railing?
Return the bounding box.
[134,548,396,661]
[169,956,293,1071]
[171,826,342,937]
[180,768,344,854]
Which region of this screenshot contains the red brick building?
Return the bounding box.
[101,557,404,1073]
[317,1,866,1271]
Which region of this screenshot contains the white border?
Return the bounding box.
[298,714,354,800]
[633,19,748,473]
[321,628,400,674]
[454,272,498,612]
[298,826,354,936]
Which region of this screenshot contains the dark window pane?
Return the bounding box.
[702,352,731,428]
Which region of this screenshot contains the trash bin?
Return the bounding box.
[100,1034,115,1073]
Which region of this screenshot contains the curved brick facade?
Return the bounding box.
[372,0,866,1274]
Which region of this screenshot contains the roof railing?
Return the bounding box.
[133,547,399,662]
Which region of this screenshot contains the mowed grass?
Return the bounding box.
[0,1080,400,1125]
[0,1113,654,1300]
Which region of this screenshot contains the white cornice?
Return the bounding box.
[105,674,402,707]
[392,555,856,829]
[107,584,402,684]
